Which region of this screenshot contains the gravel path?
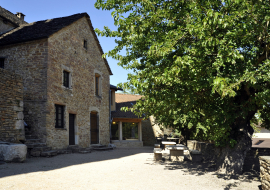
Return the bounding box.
[0,147,261,190]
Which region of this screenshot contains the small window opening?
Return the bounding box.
[84,40,87,49]
[63,70,70,88]
[95,74,100,96]
[0,58,5,69]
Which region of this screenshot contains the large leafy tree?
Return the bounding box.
[95,0,270,174]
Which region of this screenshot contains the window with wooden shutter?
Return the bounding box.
[55,105,64,128]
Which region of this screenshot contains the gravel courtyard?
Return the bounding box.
[0,147,261,190]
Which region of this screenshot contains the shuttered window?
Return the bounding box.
[55,105,64,128]
[0,58,4,69]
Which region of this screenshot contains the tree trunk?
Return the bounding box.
[216,131,252,175]
[215,113,255,175]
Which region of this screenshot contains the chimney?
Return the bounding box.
[15,12,25,21]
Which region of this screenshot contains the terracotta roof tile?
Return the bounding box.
[115,93,143,103]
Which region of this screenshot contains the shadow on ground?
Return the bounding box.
[0,146,153,179]
[148,160,261,190]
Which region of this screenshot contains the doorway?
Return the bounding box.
[69,114,75,145]
[90,112,99,144]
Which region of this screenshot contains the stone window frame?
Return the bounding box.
[94,70,102,98]
[61,65,73,89]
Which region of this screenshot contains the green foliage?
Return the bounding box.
[95,0,270,147]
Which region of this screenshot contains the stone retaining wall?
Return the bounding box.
[187,140,270,173]
[0,68,24,143]
[259,156,270,190]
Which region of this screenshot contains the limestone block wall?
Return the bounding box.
[141,119,156,146]
[0,68,24,143]
[46,17,110,149]
[259,156,270,190]
[0,39,49,141]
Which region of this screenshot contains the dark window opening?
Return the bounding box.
[95,74,100,96]
[55,105,64,128]
[84,40,87,49]
[63,70,69,88]
[0,58,5,69]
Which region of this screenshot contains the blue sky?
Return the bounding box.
[1,0,131,87]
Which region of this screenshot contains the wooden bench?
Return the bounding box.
[153,148,162,161]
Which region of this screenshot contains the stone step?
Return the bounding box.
[93,147,114,151]
[32,146,52,152]
[40,150,58,157]
[78,148,92,154]
[25,143,46,148]
[67,145,82,153]
[25,135,39,139]
[25,139,42,143]
[57,149,73,154]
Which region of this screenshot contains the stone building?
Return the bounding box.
[0,7,112,149]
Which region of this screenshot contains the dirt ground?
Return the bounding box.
[0,147,261,190]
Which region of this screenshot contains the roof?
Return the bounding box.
[0,6,28,26]
[110,84,123,91]
[0,13,87,46]
[111,101,142,119]
[115,93,143,103]
[112,94,144,119]
[0,12,113,75]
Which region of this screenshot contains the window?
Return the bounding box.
[63,70,70,88]
[84,40,87,49]
[122,122,138,140]
[95,74,100,96]
[0,58,4,69]
[55,105,64,128]
[111,122,119,140]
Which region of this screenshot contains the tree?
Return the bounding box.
[95,0,270,174]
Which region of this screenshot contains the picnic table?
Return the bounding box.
[167,137,180,144]
[166,144,187,162]
[161,141,176,149]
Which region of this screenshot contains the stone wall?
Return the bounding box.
[187,140,270,173]
[0,68,24,143]
[45,17,110,149]
[0,39,49,142]
[112,141,143,147]
[141,119,156,146]
[259,156,270,190]
[243,148,270,172]
[142,116,174,146]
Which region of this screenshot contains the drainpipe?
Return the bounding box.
[109,89,112,143]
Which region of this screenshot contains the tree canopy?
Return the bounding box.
[95,0,270,147]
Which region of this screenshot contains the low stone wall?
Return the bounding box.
[187,140,270,173]
[0,68,24,143]
[259,156,270,190]
[112,140,143,147]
